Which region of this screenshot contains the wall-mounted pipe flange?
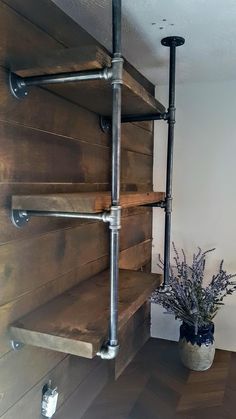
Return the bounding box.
[9,73,28,99]
[100,116,111,133]
[161,36,185,48]
[11,340,24,351]
[11,209,30,228]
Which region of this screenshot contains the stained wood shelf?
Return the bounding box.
[12,191,165,213]
[10,269,161,358]
[12,45,165,116]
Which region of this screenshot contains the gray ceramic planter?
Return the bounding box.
[179,322,215,371]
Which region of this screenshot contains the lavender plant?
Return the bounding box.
[151,244,236,333]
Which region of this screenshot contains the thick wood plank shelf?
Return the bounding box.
[12,191,165,213]
[10,269,161,358]
[13,46,165,116]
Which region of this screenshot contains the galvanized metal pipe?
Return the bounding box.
[11,208,111,228]
[20,68,111,86]
[9,68,112,99]
[20,210,108,221]
[109,0,122,351]
[97,0,123,360]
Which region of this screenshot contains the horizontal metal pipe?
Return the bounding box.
[121,112,168,123]
[20,210,108,221]
[18,68,111,87]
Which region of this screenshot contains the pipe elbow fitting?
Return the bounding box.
[97,343,120,360]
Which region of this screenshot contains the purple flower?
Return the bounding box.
[151,243,236,333]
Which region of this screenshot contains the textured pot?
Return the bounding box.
[179,322,215,371]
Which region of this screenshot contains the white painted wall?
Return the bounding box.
[151,80,236,351]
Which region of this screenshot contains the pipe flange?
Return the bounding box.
[11,340,24,351]
[9,72,28,99]
[161,36,185,48]
[100,116,111,133]
[11,209,30,228]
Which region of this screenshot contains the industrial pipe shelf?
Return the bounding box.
[12,191,165,214]
[10,269,161,359]
[8,0,185,360]
[10,45,165,116]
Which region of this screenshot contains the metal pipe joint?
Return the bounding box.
[168,106,176,124]
[165,197,172,214]
[111,56,123,85]
[97,342,120,360]
[106,206,121,230]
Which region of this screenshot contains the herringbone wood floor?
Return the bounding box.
[81,338,236,419]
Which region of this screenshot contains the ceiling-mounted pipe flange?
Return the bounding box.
[161,36,185,48]
[9,72,28,99]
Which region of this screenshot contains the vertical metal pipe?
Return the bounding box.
[163,44,176,287]
[161,36,185,287]
[112,0,122,54]
[109,0,122,349]
[110,225,120,346]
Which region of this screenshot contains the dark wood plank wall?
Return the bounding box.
[0,1,155,417]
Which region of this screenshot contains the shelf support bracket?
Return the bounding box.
[100,112,168,132]
[11,208,114,227]
[9,67,112,99]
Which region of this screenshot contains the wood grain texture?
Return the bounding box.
[0,0,157,416]
[82,339,234,419]
[0,235,151,356]
[121,122,153,155]
[0,268,149,417]
[0,346,66,416]
[112,303,150,379]
[119,240,152,270]
[0,256,109,356]
[11,45,110,76]
[10,270,161,358]
[13,61,165,117]
[0,120,153,187]
[12,191,164,213]
[0,0,163,116]
[1,355,100,419]
[0,67,111,148]
[56,361,110,419]
[0,1,61,69]
[0,208,152,308]
[3,0,155,95]
[37,73,164,117]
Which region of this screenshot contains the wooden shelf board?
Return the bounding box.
[10,269,161,358]
[13,45,165,116]
[12,191,165,213]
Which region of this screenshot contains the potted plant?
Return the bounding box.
[151,244,236,371]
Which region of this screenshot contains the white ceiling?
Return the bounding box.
[53,0,236,86]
